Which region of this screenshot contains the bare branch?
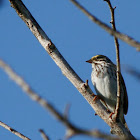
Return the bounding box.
[0,121,30,140]
[104,0,121,123]
[8,0,136,139]
[39,129,49,140]
[0,59,119,140]
[70,0,140,51]
[0,59,75,131]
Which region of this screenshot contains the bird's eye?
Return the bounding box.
[98,59,103,61]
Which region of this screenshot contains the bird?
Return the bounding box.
[86,55,128,125]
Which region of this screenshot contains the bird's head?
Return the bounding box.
[86,55,112,64]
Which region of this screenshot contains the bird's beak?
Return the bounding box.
[86,59,92,63]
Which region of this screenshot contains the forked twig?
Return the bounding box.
[70,0,140,51]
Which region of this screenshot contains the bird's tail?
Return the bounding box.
[121,115,130,132]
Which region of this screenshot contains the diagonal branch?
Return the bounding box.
[8,0,136,139]
[70,0,140,51]
[0,121,30,140]
[104,0,121,122]
[0,59,119,140]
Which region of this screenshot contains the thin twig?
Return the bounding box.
[104,0,121,122]
[39,129,49,140]
[0,59,119,140]
[70,0,140,51]
[0,121,30,140]
[8,0,136,139]
[64,103,71,119]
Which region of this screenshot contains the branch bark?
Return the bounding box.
[8,0,136,139]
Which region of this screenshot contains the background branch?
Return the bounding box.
[70,0,140,51]
[124,65,140,81]
[0,59,119,140]
[39,129,49,140]
[8,0,136,139]
[0,121,30,140]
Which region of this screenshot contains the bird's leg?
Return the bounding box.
[93,95,100,101]
[91,94,113,117]
[100,99,112,114]
[91,94,100,116]
[93,96,111,113]
[100,101,115,119]
[91,94,100,101]
[109,112,115,119]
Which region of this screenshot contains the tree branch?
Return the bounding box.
[39,129,49,140]
[8,0,136,139]
[125,65,140,81]
[0,121,30,140]
[0,59,119,140]
[70,0,140,51]
[104,0,121,123]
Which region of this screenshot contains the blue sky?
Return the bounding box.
[0,0,140,140]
